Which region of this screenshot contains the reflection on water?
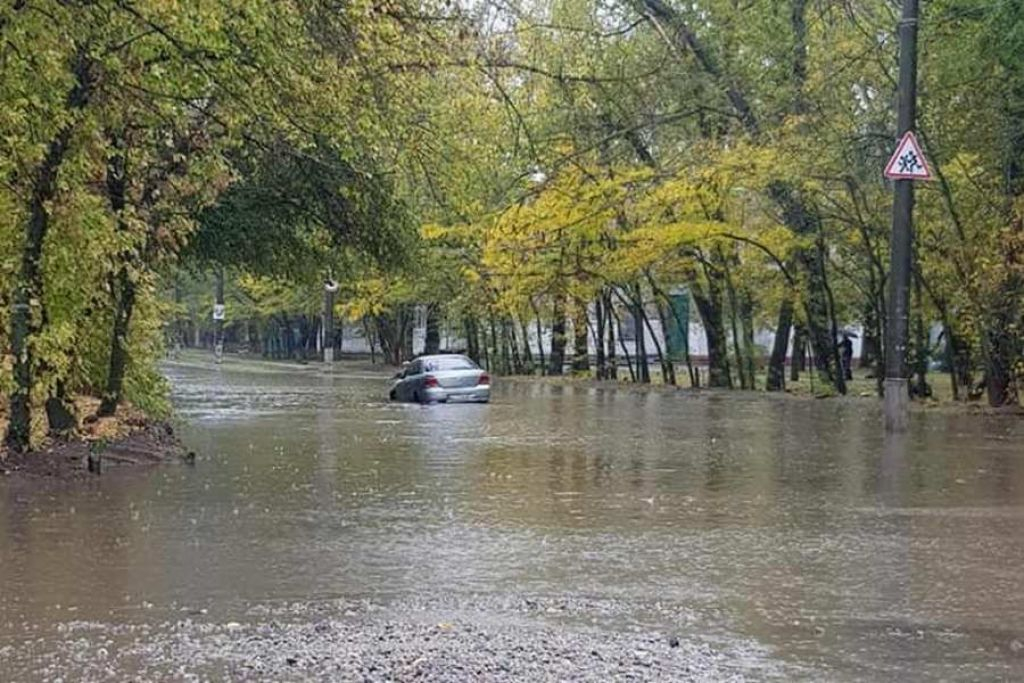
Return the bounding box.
[2,360,1024,679]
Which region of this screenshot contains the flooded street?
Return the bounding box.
[3,358,1024,680]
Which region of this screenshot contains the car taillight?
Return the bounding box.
[479,373,490,385]
[424,375,439,388]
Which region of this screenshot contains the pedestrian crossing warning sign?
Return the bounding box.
[884,131,932,180]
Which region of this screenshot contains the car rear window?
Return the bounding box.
[424,357,478,371]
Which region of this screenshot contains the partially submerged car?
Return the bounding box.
[389,354,491,404]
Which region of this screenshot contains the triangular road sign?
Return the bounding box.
[884,131,932,180]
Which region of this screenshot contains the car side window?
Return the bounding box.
[408,360,422,376]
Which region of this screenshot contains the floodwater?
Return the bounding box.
[2,357,1024,680]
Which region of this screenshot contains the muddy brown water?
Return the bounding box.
[2,358,1023,680]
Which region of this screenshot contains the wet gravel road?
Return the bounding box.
[6,596,789,682]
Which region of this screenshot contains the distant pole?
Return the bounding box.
[884,0,920,432]
[214,268,225,364]
[323,278,338,364]
[173,273,183,359]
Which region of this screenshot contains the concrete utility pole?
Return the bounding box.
[214,268,225,364]
[323,279,338,364]
[884,0,920,432]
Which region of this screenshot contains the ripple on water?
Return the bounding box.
[2,362,1023,681]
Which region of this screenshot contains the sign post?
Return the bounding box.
[884,0,928,432]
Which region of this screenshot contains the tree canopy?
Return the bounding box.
[3,0,1023,450]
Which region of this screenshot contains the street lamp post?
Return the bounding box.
[213,268,225,364]
[323,279,339,364]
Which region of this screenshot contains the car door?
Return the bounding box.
[394,365,409,401]
[400,360,422,401]
[391,366,407,401]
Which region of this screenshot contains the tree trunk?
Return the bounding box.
[173,276,184,357]
[490,316,505,374]
[401,306,414,362]
[297,316,308,360]
[5,55,93,451]
[364,318,377,364]
[766,298,794,392]
[571,300,590,374]
[530,300,546,375]
[691,279,732,388]
[504,319,514,373]
[911,268,932,398]
[250,319,261,356]
[984,322,1019,406]
[791,323,806,382]
[874,273,888,397]
[639,277,677,386]
[506,318,522,373]
[464,316,480,364]
[99,138,133,417]
[724,262,749,389]
[650,279,697,388]
[647,297,676,385]
[822,246,846,394]
[612,304,635,382]
[479,316,490,371]
[374,313,400,365]
[491,316,502,373]
[740,289,757,390]
[632,285,650,383]
[794,234,845,394]
[99,270,137,416]
[424,303,441,355]
[519,317,534,373]
[948,327,972,400]
[865,285,887,397]
[594,296,606,379]
[310,316,321,360]
[604,290,617,380]
[548,292,567,375]
[984,83,1024,406]
[861,300,880,373]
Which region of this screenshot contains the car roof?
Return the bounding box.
[417,354,469,360]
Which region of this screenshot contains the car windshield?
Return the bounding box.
[423,357,477,372]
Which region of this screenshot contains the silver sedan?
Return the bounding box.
[389,354,491,404]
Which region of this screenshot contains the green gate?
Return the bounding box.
[665,287,689,361]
